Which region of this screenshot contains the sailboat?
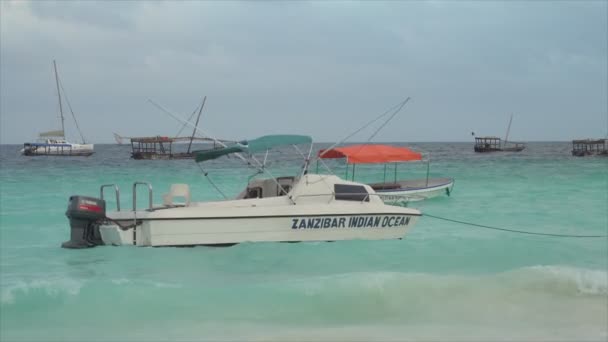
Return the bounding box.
[21,60,94,156]
[473,114,525,153]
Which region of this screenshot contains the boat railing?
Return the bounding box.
[133,181,153,211]
[100,184,121,211]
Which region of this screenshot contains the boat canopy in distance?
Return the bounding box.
[318,144,422,164]
[195,134,312,162]
[129,136,218,143]
[39,130,65,138]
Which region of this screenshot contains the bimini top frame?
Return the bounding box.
[317,144,432,186]
[193,134,314,202]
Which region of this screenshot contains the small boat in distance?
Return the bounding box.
[572,139,608,156]
[114,96,229,160]
[473,136,525,153]
[61,135,421,248]
[473,114,525,153]
[22,60,94,157]
[125,135,223,160]
[318,144,454,205]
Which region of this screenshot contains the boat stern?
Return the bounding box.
[62,195,107,248]
[98,224,134,246]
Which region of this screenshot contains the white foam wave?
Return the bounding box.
[288,265,608,299]
[111,278,131,285]
[1,278,84,305]
[525,265,608,295]
[150,281,182,288]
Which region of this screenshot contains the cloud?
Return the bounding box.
[1,1,606,144]
[28,0,141,31]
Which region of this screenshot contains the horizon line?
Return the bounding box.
[0,139,593,146]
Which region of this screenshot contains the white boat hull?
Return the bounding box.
[374,178,454,204]
[64,174,422,248]
[22,143,94,156]
[101,211,419,247]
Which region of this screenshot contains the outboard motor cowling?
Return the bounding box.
[62,196,106,249]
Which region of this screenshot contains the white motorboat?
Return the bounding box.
[318,144,454,205]
[62,135,421,248]
[22,60,94,157]
[370,177,454,203]
[22,136,94,156]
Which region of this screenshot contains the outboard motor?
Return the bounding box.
[62,196,106,249]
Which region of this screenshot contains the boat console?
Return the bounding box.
[238,177,296,199]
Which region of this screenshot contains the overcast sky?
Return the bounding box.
[1,0,606,144]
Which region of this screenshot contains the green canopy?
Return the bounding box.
[194,135,312,163]
[194,145,245,162]
[246,135,312,153]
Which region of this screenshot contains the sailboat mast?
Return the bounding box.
[53,60,65,137]
[503,113,513,147]
[187,96,206,154]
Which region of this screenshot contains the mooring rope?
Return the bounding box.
[423,213,608,238]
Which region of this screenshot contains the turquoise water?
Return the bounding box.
[1,142,606,341]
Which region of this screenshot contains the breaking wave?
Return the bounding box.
[1,266,606,341]
[2,265,604,309]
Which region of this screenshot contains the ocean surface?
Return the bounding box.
[0,142,606,341]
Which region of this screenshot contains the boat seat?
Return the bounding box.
[276,176,294,196]
[244,187,263,199]
[163,184,191,207]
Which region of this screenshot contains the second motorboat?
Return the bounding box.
[318,144,454,205]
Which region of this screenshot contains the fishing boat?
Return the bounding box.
[473,136,525,153]
[61,135,421,248]
[114,97,229,159]
[571,139,608,157]
[318,144,454,205]
[22,60,94,156]
[126,135,222,160]
[473,114,525,153]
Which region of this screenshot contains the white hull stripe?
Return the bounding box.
[122,212,422,221]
